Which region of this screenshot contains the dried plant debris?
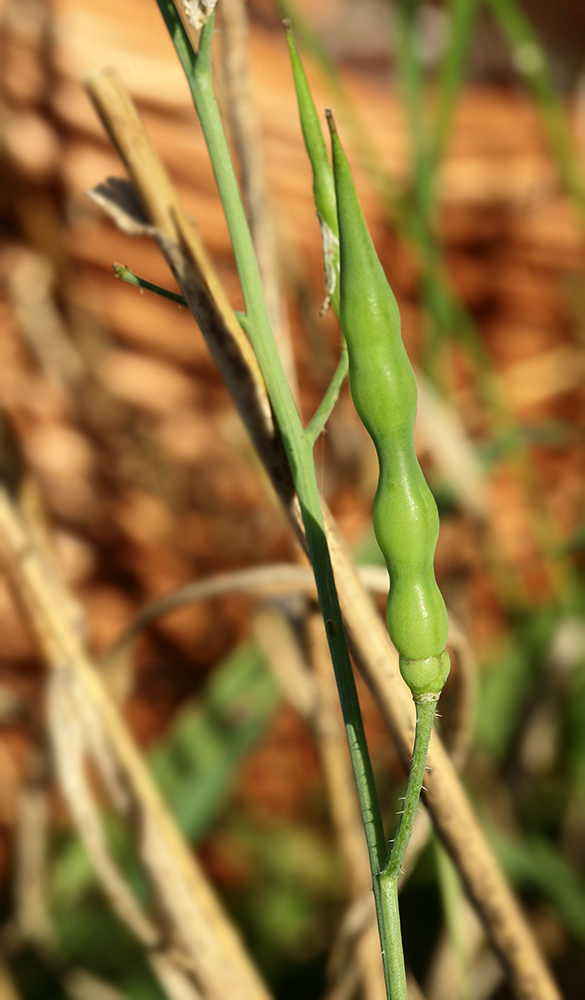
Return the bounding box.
[182,1,217,31]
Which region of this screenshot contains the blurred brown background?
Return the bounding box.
[1,1,585,998]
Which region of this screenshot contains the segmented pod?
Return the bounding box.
[327,112,449,700]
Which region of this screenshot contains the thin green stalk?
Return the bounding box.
[156,7,286,392]
[154,0,387,887]
[114,263,248,332]
[305,343,348,446]
[113,263,187,305]
[375,698,438,999]
[154,9,446,994]
[488,0,585,227]
[434,835,473,1000]
[394,0,456,368]
[367,697,437,999]
[377,874,408,999]
[383,699,437,879]
[395,0,433,219]
[430,0,483,167]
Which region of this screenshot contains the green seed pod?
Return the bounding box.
[284,22,340,314]
[327,112,449,699]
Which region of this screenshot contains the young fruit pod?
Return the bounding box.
[327,112,449,701]
[284,22,340,314]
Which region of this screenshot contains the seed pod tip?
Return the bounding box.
[325,109,337,135]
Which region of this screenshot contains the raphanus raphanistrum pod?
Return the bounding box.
[326,112,450,702]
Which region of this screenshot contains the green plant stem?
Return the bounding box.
[384,698,437,879]
[488,0,585,227]
[305,342,348,445]
[395,0,456,370]
[114,262,245,331]
[434,835,472,1000]
[430,0,482,167]
[153,10,443,994]
[377,876,408,999]
[113,263,187,305]
[375,698,438,998]
[155,0,387,895]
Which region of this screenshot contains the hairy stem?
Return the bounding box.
[384,698,437,879]
[375,699,437,998]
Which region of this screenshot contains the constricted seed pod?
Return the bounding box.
[327,112,449,700]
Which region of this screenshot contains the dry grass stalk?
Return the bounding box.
[83,68,278,461]
[252,604,385,1000]
[306,612,387,1000]
[220,0,298,401]
[82,70,560,1000]
[14,780,54,952]
[0,424,271,1000]
[64,970,130,1000]
[0,956,21,1000]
